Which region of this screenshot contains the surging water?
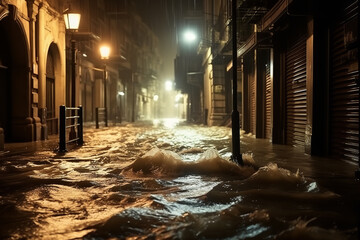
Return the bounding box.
[0,120,357,239]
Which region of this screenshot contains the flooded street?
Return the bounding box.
[0,120,359,240]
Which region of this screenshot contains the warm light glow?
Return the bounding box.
[165,81,173,91]
[184,30,197,43]
[63,11,81,30]
[175,93,182,102]
[163,118,180,129]
[118,91,125,96]
[153,119,160,126]
[153,95,159,101]
[100,45,111,59]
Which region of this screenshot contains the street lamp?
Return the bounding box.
[63,8,81,108]
[100,45,111,127]
[165,80,173,91]
[64,8,81,140]
[63,9,81,31]
[183,29,197,43]
[100,45,110,60]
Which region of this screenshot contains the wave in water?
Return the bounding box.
[123,148,256,178]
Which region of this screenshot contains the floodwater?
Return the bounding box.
[0,119,359,240]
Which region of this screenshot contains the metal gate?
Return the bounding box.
[285,35,307,147]
[330,0,359,163]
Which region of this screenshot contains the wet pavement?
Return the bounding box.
[0,120,359,239]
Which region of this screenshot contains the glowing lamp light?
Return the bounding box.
[100,45,111,59]
[63,10,81,30]
[153,95,159,101]
[118,91,125,96]
[184,30,197,43]
[165,80,173,91]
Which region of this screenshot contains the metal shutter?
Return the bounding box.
[330,1,359,163]
[249,72,256,134]
[265,63,272,139]
[285,35,307,147]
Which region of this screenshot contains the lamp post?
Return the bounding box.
[118,91,124,123]
[131,73,136,122]
[63,9,81,108]
[64,8,81,139]
[100,45,110,127]
[153,94,159,119]
[231,0,243,165]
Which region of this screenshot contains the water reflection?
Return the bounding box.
[0,122,358,239]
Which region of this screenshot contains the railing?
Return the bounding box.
[59,105,83,152]
[95,107,108,129]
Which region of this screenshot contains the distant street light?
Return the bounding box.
[100,45,111,60]
[183,29,197,43]
[165,80,173,91]
[100,45,111,127]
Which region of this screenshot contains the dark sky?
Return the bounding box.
[133,0,177,81]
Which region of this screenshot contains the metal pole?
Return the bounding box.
[96,107,99,129]
[231,0,243,165]
[69,40,77,140]
[119,95,122,123]
[103,64,108,127]
[132,73,135,122]
[78,106,84,145]
[59,105,67,152]
[71,40,76,107]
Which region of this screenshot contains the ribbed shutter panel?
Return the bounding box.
[265,63,271,139]
[285,35,307,147]
[330,1,359,163]
[249,73,256,135]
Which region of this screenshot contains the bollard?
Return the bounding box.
[78,106,84,145]
[105,108,108,127]
[59,105,67,152]
[96,107,99,129]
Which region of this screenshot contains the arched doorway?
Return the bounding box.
[46,44,56,135]
[45,43,61,135]
[0,6,32,142]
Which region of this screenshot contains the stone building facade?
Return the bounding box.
[0,0,161,148]
[175,0,359,163]
[0,0,66,143]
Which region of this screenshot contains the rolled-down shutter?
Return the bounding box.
[265,63,271,139]
[330,0,359,163]
[249,71,256,135]
[285,35,307,147]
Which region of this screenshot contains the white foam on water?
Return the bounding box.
[123,148,256,178]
